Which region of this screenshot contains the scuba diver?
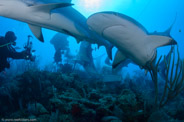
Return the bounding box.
[75,41,98,76]
[0,31,35,72]
[50,33,70,64]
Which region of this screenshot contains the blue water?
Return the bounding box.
[0,0,183,68]
[0,0,184,121]
[0,0,183,72]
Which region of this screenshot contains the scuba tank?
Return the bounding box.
[0,36,16,48]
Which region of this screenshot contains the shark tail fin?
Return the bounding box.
[105,44,113,60]
[146,35,177,50]
[150,13,177,37]
[164,13,177,37]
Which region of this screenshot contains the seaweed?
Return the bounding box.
[148,46,184,109]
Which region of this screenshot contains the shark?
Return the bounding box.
[87,12,177,69]
[0,0,113,59]
[105,56,134,74]
[104,19,176,71]
[75,41,98,76]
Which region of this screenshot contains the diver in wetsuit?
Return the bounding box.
[50,33,70,64]
[0,31,33,72]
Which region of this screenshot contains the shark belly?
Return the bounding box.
[102,25,155,67]
[87,12,176,69]
[87,12,158,67]
[9,10,85,42]
[35,13,86,40]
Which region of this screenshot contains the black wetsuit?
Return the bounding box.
[54,48,62,64]
[0,37,26,72]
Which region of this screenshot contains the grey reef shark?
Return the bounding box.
[87,12,177,70]
[75,41,98,76]
[0,0,113,59]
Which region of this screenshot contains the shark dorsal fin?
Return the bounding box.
[112,50,127,68]
[31,3,73,13]
[145,35,177,50]
[30,3,73,19]
[28,24,44,42]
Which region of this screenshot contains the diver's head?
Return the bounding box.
[5,31,17,45]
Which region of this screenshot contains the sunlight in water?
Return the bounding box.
[72,0,135,17]
[82,0,102,12]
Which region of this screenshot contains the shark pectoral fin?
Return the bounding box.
[31,3,73,14]
[146,35,177,49]
[112,50,126,69]
[28,24,44,42]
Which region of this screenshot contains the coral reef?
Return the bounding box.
[0,67,183,121]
